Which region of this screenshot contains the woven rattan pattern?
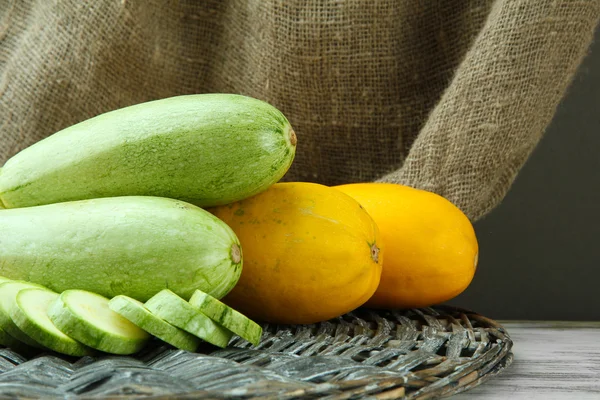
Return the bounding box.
[0,306,512,399]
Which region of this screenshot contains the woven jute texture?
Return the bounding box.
[0,306,513,399]
[1,1,599,220]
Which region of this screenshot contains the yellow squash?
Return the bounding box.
[336,183,478,309]
[210,182,383,324]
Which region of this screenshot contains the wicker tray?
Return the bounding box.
[0,305,512,399]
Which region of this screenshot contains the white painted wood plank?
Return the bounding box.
[451,321,600,399]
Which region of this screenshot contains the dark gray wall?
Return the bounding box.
[450,28,600,321]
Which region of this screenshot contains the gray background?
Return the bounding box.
[450,28,600,321]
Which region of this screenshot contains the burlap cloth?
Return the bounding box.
[1,1,598,220]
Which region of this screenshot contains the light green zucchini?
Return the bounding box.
[0,94,296,209]
[11,288,95,356]
[189,289,262,346]
[0,196,242,301]
[145,290,233,348]
[0,281,50,348]
[109,295,200,352]
[48,290,149,355]
[0,327,37,355]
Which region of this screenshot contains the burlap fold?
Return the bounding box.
[1,0,598,220]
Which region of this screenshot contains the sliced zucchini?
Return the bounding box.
[109,295,200,352]
[0,326,37,354]
[189,289,262,346]
[145,290,233,348]
[0,281,49,348]
[0,278,40,352]
[0,276,14,348]
[11,288,94,356]
[47,290,150,355]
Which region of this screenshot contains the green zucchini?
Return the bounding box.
[0,196,242,301]
[48,290,149,355]
[145,290,233,348]
[109,295,200,352]
[0,281,50,348]
[11,288,95,356]
[0,94,296,209]
[0,327,36,354]
[189,289,262,346]
[0,276,35,352]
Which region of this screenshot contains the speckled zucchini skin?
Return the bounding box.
[0,94,296,209]
[0,196,242,302]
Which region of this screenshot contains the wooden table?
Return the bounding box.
[452,321,600,399]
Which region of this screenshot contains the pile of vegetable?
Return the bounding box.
[0,276,259,356]
[0,94,478,356]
